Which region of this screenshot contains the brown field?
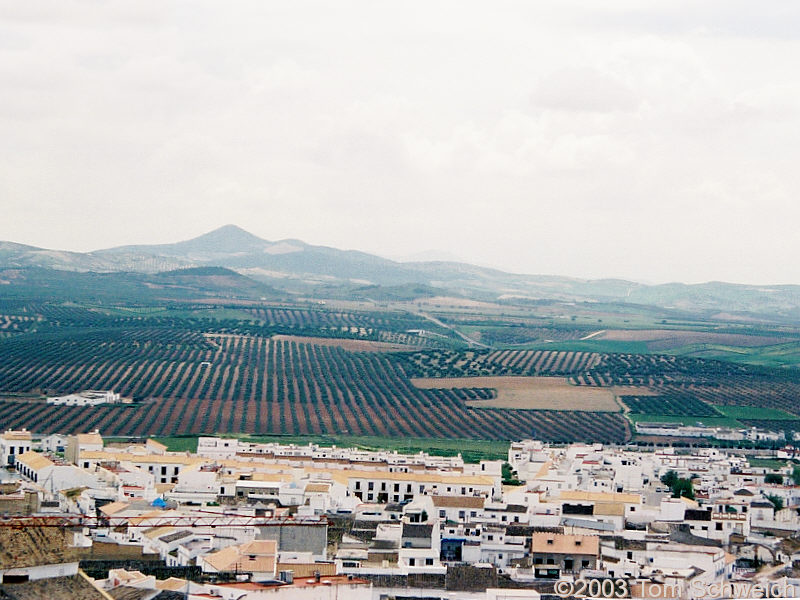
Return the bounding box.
[411,376,621,412]
[270,335,417,352]
[414,296,503,309]
[597,329,786,350]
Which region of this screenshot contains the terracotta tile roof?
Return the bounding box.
[305,483,331,493]
[202,540,277,574]
[531,533,599,555]
[431,495,485,509]
[275,562,337,578]
[0,574,108,600]
[16,451,54,471]
[76,433,104,445]
[559,490,640,504]
[0,528,77,569]
[100,501,131,516]
[1,430,32,441]
[156,577,189,591]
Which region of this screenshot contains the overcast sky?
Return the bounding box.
[2,1,800,284]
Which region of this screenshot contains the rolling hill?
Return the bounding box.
[1,225,799,321]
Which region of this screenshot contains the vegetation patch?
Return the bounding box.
[619,394,722,418]
[626,413,743,428]
[151,434,512,463]
[270,334,419,352]
[715,406,800,420]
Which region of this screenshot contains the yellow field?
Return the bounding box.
[271,335,417,352]
[411,376,623,412]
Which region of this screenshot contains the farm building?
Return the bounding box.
[47,389,124,406]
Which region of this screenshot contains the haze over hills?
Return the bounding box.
[1,224,800,321]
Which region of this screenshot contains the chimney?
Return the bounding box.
[279,570,293,584]
[314,571,321,583]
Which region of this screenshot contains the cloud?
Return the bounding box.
[1,1,800,284]
[530,68,639,113]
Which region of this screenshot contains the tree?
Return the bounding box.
[660,470,679,489]
[792,465,800,486]
[765,473,783,485]
[502,462,523,486]
[766,494,784,511]
[671,477,695,500]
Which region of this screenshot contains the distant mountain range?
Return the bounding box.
[2,224,800,321]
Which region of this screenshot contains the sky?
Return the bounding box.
[2,1,800,285]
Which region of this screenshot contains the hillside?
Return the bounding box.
[0,266,281,302]
[1,225,799,321]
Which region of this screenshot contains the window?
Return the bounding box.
[426,558,434,565]
[409,558,415,566]
[355,481,361,490]
[582,560,590,568]
[368,482,374,491]
[547,539,554,545]
[716,523,723,531]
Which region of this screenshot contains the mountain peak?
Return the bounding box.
[174,224,270,254]
[195,224,265,243]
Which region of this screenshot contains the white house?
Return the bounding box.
[15,451,102,493]
[47,390,122,406]
[0,429,32,467]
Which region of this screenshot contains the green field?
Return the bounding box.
[150,434,511,463]
[513,339,652,355]
[745,456,790,469]
[715,406,800,420]
[627,413,743,428]
[669,342,800,369]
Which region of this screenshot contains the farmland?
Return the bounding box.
[411,376,620,412]
[0,329,630,442]
[593,329,788,351]
[270,335,419,352]
[0,295,799,445]
[619,394,723,418]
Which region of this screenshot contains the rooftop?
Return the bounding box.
[531,533,599,555]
